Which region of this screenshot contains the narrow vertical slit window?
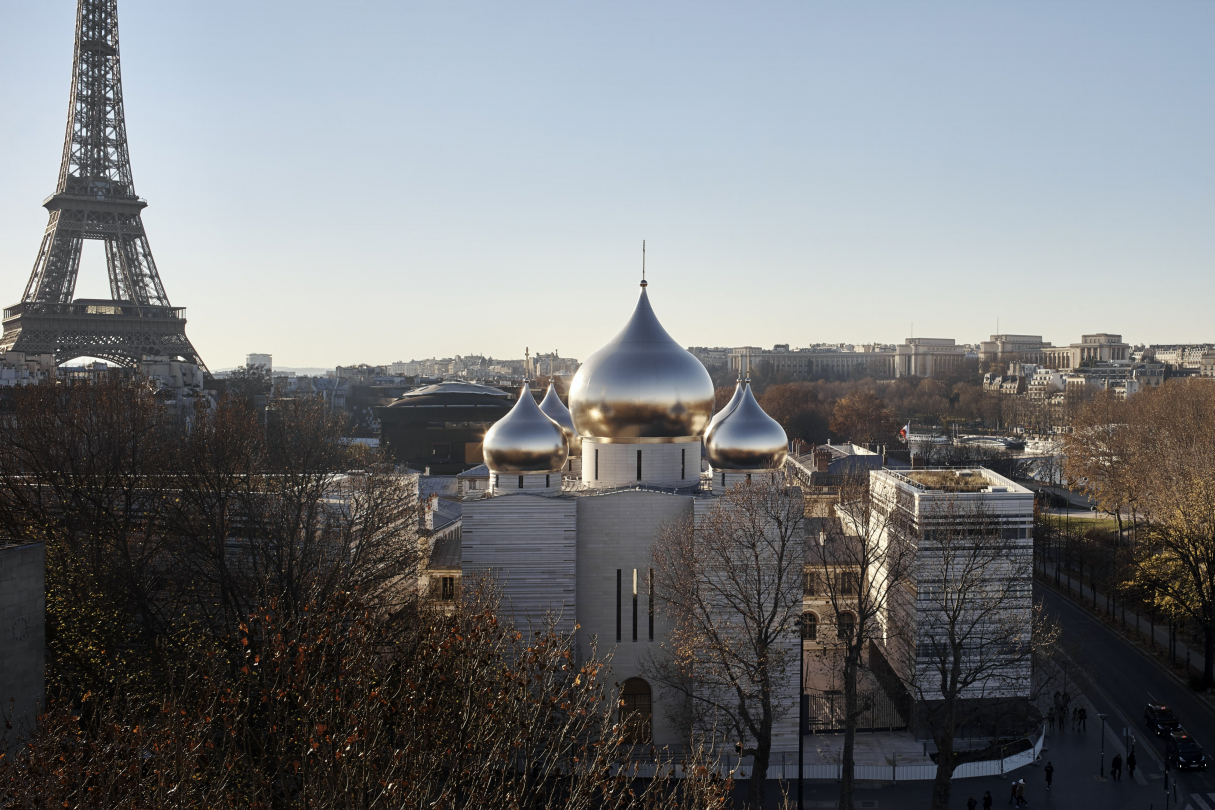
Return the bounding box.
[637,449,642,481]
[595,449,599,480]
[519,475,524,488]
[648,568,654,641]
[495,474,499,488]
[545,474,550,488]
[616,569,622,642]
[632,568,638,641]
[681,448,685,480]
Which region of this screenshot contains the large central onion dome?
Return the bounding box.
[568,281,715,440]
[705,382,789,471]
[538,382,580,456]
[483,383,569,473]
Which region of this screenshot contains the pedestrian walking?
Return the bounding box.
[1111,753,1122,781]
[1071,707,1079,731]
[1016,778,1028,806]
[1008,780,1018,805]
[1046,707,1055,730]
[1079,706,1088,731]
[984,790,994,810]
[1127,750,1137,779]
[1044,761,1054,791]
[968,797,978,810]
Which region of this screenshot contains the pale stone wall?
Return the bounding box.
[487,470,562,495]
[463,494,577,634]
[691,497,801,755]
[575,490,694,747]
[582,439,700,488]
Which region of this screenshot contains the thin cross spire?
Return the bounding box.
[641,240,647,287]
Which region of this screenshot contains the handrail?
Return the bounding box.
[4,301,186,319]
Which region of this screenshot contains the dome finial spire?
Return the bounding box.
[640,239,647,287]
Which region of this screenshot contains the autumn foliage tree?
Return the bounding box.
[1066,380,1215,687]
[828,390,901,447]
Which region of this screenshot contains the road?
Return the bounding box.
[1040,583,1215,808]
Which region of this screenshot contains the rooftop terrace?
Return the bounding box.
[900,470,994,492]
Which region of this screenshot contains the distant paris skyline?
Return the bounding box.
[2,2,1213,370]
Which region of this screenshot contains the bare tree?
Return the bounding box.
[0,379,182,694]
[0,582,735,810]
[164,395,422,637]
[646,474,804,810]
[887,497,1045,810]
[806,473,913,810]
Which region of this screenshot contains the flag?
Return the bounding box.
[900,422,910,441]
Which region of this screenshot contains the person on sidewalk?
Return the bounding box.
[1016,778,1028,806]
[1079,706,1088,731]
[1008,780,1018,805]
[967,797,978,810]
[1111,753,1122,781]
[1044,761,1054,790]
[983,790,993,810]
[1127,750,1137,779]
[1046,707,1055,731]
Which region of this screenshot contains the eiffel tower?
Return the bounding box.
[0,0,205,370]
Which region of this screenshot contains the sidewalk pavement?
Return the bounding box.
[736,685,1168,808]
[804,731,934,768]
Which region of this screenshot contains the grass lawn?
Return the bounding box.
[1040,514,1123,535]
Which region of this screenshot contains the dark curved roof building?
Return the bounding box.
[376,381,514,473]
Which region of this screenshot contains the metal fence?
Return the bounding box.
[805,689,907,734]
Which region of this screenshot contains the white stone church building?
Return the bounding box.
[455,277,799,750]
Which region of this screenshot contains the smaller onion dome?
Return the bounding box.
[483,383,569,473]
[703,377,744,448]
[538,382,580,456]
[704,382,788,471]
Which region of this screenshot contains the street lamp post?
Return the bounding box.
[1098,713,1108,777]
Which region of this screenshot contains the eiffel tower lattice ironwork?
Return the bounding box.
[0,0,205,369]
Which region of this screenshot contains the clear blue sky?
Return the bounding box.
[2,2,1212,369]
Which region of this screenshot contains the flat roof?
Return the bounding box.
[877,467,1031,495]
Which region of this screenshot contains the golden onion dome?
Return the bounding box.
[705,382,789,471]
[703,378,744,448]
[483,383,569,473]
[569,281,714,441]
[538,382,581,456]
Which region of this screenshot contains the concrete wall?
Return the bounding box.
[575,490,694,747]
[0,542,45,737]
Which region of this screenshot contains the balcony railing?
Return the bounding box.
[4,301,186,320]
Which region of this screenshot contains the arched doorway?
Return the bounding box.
[620,677,652,744]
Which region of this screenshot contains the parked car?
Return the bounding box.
[1166,730,1207,771]
[1145,703,1181,737]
